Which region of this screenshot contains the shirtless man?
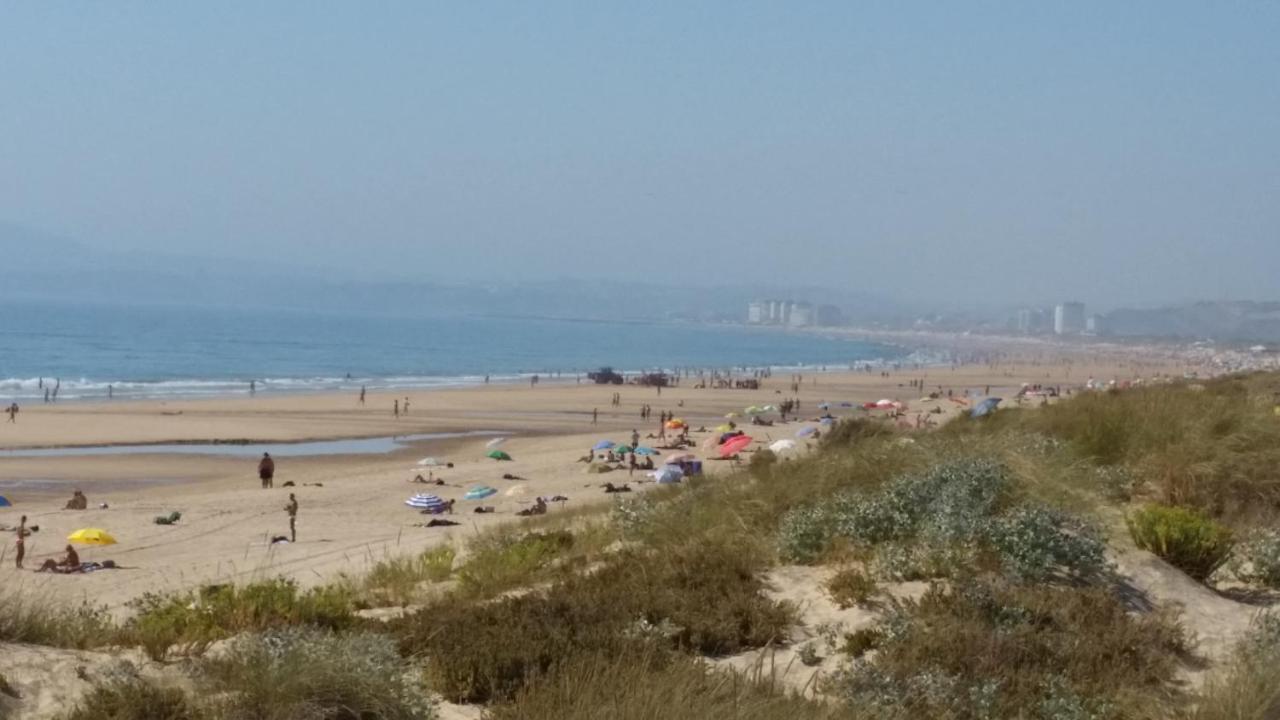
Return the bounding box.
[284,493,298,542]
[14,515,27,569]
[258,453,276,489]
[37,544,79,573]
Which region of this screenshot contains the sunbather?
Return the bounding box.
[64,490,87,510]
[37,545,80,573]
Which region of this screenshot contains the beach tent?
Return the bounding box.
[769,439,798,453]
[406,494,446,512]
[634,446,659,456]
[465,486,498,501]
[0,496,11,507]
[651,466,684,484]
[719,435,753,457]
[796,426,818,438]
[487,450,513,461]
[485,437,507,449]
[593,440,616,450]
[68,528,117,546]
[971,398,1003,418]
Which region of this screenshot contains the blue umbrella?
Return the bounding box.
[0,496,10,507]
[634,447,659,456]
[593,440,616,451]
[971,398,1003,418]
[796,426,817,438]
[465,486,498,500]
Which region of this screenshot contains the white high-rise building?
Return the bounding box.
[747,302,766,324]
[1054,302,1086,335]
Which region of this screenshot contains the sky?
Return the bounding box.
[1,2,1277,308]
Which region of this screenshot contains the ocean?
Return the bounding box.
[0,300,912,402]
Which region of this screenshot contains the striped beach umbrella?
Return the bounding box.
[405,494,446,512]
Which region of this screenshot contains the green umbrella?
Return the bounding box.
[487,450,513,461]
[614,445,634,454]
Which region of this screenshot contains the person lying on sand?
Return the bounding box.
[37,545,80,573]
[602,482,632,493]
[426,518,460,527]
[412,474,444,485]
[501,473,526,481]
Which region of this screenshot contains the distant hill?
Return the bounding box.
[1104,301,1280,343]
[1,221,905,323]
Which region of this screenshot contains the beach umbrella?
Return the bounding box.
[971,398,1003,418]
[744,406,763,415]
[614,445,634,455]
[67,528,116,546]
[769,439,798,453]
[719,435,753,457]
[796,426,817,438]
[405,493,446,511]
[416,457,444,467]
[665,419,686,429]
[0,496,10,507]
[485,437,507,449]
[651,466,683,484]
[715,424,734,432]
[665,453,697,464]
[593,439,616,451]
[817,402,830,410]
[634,446,659,456]
[724,412,739,419]
[763,405,777,412]
[487,450,513,461]
[701,435,720,451]
[465,486,498,501]
[504,485,528,498]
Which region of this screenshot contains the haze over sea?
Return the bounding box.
[0,300,908,402]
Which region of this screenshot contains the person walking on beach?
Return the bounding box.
[403,398,410,414]
[394,399,400,418]
[359,386,366,405]
[284,493,298,542]
[6,403,17,423]
[592,408,598,425]
[14,515,27,569]
[250,380,256,395]
[258,452,275,489]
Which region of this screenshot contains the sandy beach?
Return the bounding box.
[0,339,1204,613]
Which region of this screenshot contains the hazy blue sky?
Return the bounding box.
[1,2,1276,307]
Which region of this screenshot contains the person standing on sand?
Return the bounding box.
[258,452,275,489]
[359,386,366,405]
[592,408,598,424]
[6,403,17,423]
[14,515,27,569]
[250,380,256,395]
[403,398,410,414]
[284,493,298,542]
[394,399,400,418]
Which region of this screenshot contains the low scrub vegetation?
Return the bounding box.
[0,590,114,650]
[388,539,792,703]
[1127,504,1235,582]
[351,544,456,607]
[825,567,878,608]
[833,579,1188,719]
[57,674,197,720]
[1187,611,1280,720]
[124,578,354,660]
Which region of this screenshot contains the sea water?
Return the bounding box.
[0,300,913,402]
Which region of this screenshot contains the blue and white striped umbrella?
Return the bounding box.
[405,493,446,511]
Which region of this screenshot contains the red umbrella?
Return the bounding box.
[719,435,753,457]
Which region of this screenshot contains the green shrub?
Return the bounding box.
[840,628,881,658]
[1127,505,1235,581]
[360,545,455,606]
[825,567,878,609]
[833,579,1187,719]
[124,578,354,660]
[389,540,791,703]
[1227,529,1280,589]
[201,627,434,720]
[987,505,1109,583]
[57,675,197,720]
[0,590,115,650]
[455,530,575,596]
[488,651,851,720]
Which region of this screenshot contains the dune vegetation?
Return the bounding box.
[10,373,1280,719]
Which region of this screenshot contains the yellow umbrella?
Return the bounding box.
[724,412,739,419]
[67,528,117,546]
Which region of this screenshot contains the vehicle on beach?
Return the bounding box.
[587,367,625,384]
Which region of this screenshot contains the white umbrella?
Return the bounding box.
[650,466,684,484]
[486,437,507,449]
[416,457,444,467]
[504,485,528,498]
